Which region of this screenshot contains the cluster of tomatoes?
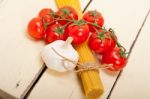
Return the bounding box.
[27,6,127,71]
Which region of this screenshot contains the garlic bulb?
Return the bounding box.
[41,37,79,72]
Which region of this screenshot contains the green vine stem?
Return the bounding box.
[42,13,127,58]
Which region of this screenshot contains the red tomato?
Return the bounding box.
[38,8,54,17]
[45,23,68,43]
[38,8,54,24]
[88,29,116,53]
[27,17,45,39]
[56,6,78,25]
[66,21,89,45]
[102,47,127,71]
[83,10,104,32]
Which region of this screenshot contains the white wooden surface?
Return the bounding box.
[0,0,90,99]
[86,0,150,99]
[110,11,150,99]
[0,0,56,98]
[0,0,150,99]
[28,0,150,99]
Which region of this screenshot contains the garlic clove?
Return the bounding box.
[41,38,79,72]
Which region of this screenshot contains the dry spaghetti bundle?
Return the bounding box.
[56,0,104,98]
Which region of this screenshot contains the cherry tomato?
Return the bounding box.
[27,17,45,39]
[88,29,116,53]
[56,6,78,25]
[102,47,127,71]
[83,10,104,32]
[66,21,89,45]
[45,23,68,43]
[38,8,54,24]
[38,8,54,17]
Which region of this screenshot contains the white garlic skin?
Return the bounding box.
[41,40,79,72]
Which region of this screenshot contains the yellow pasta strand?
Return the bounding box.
[75,42,104,98]
[55,0,104,98]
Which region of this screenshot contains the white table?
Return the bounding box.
[0,0,150,99]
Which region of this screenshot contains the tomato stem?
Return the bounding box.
[62,22,72,29]
[49,11,56,19]
[43,16,103,30]
[108,28,128,58]
[61,9,70,15]
[53,25,64,34]
[42,13,128,58]
[86,21,102,29]
[42,17,49,30]
[54,18,73,22]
